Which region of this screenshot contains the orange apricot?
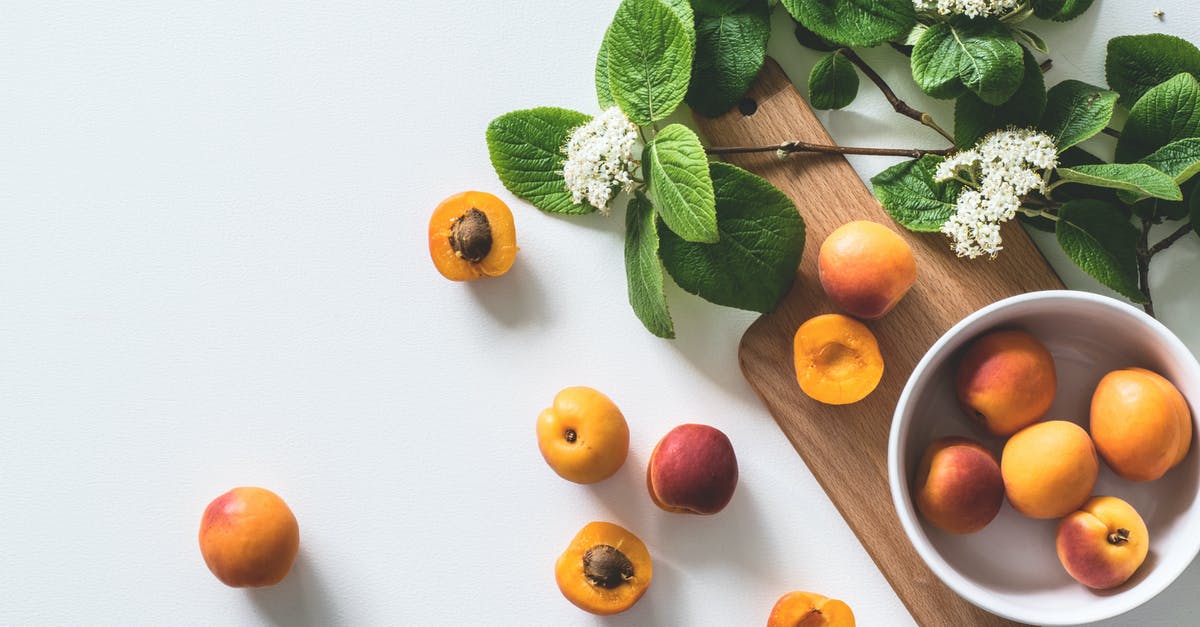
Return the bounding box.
[793,314,884,405]
[555,521,652,615]
[767,591,856,627]
[198,487,299,587]
[818,220,916,320]
[1001,421,1098,519]
[1090,368,1193,481]
[536,386,630,484]
[428,191,517,281]
[955,329,1057,437]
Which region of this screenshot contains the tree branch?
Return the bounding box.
[705,141,952,160]
[1149,223,1195,256]
[839,48,956,146]
[1137,217,1155,317]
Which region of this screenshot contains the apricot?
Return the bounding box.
[914,437,1005,534]
[428,190,517,281]
[1090,368,1193,482]
[647,424,738,515]
[955,329,1057,436]
[818,220,916,320]
[536,386,630,484]
[1056,496,1149,590]
[766,590,856,627]
[198,487,299,588]
[1001,421,1098,519]
[555,521,652,615]
[793,314,884,405]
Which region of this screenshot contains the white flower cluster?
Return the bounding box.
[936,128,1058,259]
[913,0,1021,18]
[561,107,640,213]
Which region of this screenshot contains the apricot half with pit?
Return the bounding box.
[793,314,884,405]
[555,521,652,615]
[1090,367,1192,482]
[1001,421,1098,519]
[955,329,1057,436]
[766,590,856,626]
[536,386,629,484]
[428,190,517,281]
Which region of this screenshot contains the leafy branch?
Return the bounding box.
[706,140,952,160]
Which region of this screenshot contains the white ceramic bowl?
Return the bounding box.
[889,291,1200,625]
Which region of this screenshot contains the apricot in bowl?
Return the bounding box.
[889,291,1200,625]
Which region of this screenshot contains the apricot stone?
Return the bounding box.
[1001,421,1098,519]
[818,220,917,320]
[956,329,1057,436]
[1090,368,1193,482]
[766,590,856,627]
[914,437,1005,534]
[647,424,738,515]
[198,487,299,588]
[1056,496,1149,590]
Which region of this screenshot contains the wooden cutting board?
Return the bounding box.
[693,58,1063,626]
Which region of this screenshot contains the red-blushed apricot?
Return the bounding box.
[647,424,738,515]
[914,437,1005,534]
[198,487,299,587]
[956,329,1057,436]
[767,590,856,626]
[793,314,884,405]
[555,521,652,615]
[536,386,629,484]
[1001,421,1098,519]
[1056,496,1149,590]
[818,220,916,320]
[1090,367,1192,482]
[428,191,517,281]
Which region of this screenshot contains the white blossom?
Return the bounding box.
[935,128,1059,259]
[914,0,1021,18]
[561,107,640,213]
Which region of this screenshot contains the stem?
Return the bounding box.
[1019,207,1060,221]
[1040,59,1054,73]
[1108,528,1131,545]
[840,48,956,145]
[1101,127,1121,139]
[705,141,952,159]
[1149,223,1194,256]
[1138,217,1155,317]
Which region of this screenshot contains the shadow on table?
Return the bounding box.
[248,550,340,627]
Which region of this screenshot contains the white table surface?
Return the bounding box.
[3,2,1198,625]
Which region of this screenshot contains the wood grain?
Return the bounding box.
[693,59,1062,626]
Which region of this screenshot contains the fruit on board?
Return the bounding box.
[647,423,738,515]
[536,386,630,484]
[555,521,652,615]
[198,487,299,587]
[914,437,1005,534]
[1056,496,1150,590]
[1001,421,1098,519]
[955,329,1057,436]
[428,190,517,281]
[793,314,884,405]
[817,220,917,320]
[766,590,856,626]
[1090,367,1193,482]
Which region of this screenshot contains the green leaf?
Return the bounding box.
[1033,0,1095,22]
[604,0,695,125]
[870,155,962,232]
[1038,80,1118,150]
[794,22,838,52]
[686,1,771,118]
[486,108,596,214]
[624,194,674,338]
[782,0,916,48]
[644,124,719,242]
[1056,200,1147,303]
[1056,164,1182,202]
[1138,138,1200,185]
[808,50,860,110]
[1016,29,1048,55]
[1106,34,1200,107]
[692,0,749,15]
[659,162,806,312]
[595,37,615,109]
[955,49,1045,148]
[913,20,1025,105]
[659,0,696,35]
[1117,73,1200,163]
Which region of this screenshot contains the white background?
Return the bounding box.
[3,1,1199,625]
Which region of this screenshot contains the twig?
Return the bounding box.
[839,48,956,145]
[1137,217,1155,317]
[705,141,952,160]
[1101,127,1121,139]
[1040,59,1053,73]
[1148,223,1195,256]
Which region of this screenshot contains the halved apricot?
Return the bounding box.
[767,590,856,626]
[428,191,517,281]
[793,314,884,405]
[555,521,652,615]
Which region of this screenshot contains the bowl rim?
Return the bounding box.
[888,289,1200,625]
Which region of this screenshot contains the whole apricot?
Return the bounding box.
[555,521,652,615]
[818,220,916,320]
[428,191,517,281]
[1001,421,1098,519]
[766,590,856,626]
[793,314,884,405]
[914,437,1004,534]
[1056,496,1149,590]
[647,424,738,515]
[1090,368,1193,482]
[536,386,630,484]
[198,487,299,587]
[955,329,1057,436]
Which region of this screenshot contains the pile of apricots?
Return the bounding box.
[794,220,916,405]
[914,328,1193,590]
